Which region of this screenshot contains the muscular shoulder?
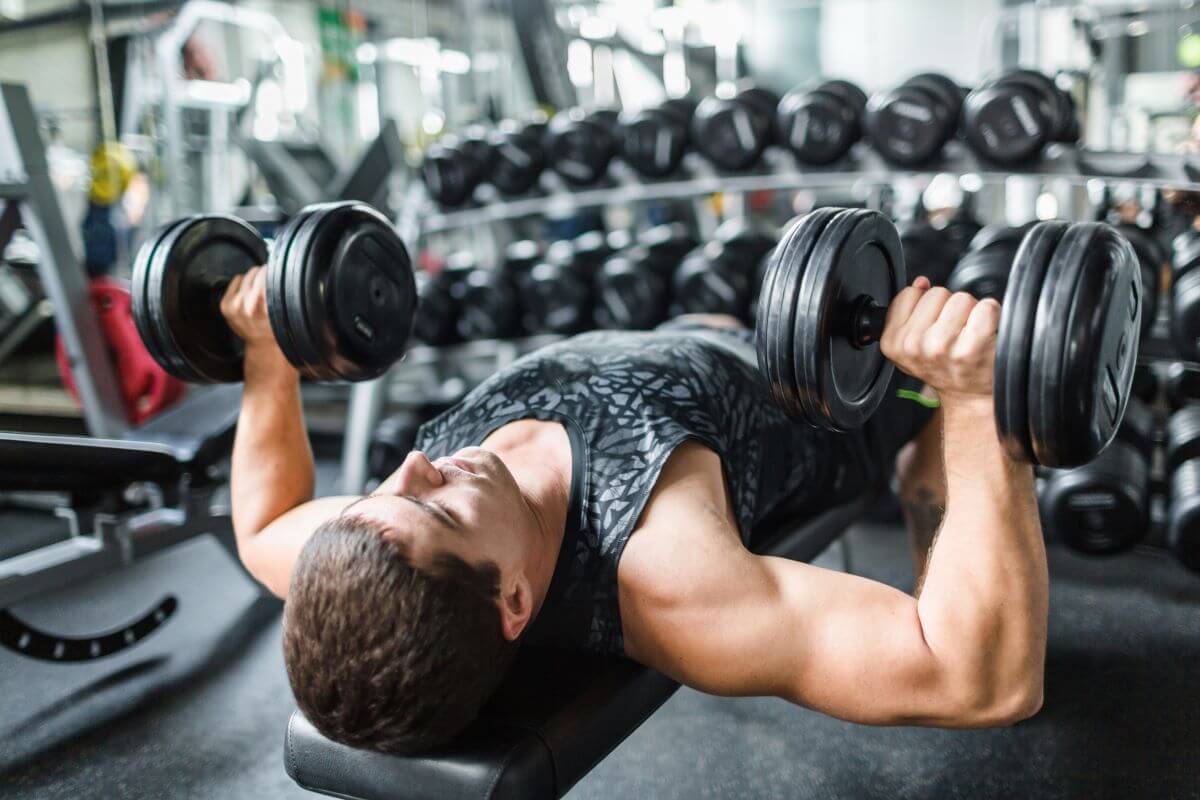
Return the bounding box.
[617,441,746,607]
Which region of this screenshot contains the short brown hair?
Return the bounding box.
[283,514,516,753]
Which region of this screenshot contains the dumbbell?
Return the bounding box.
[1166,362,1200,408]
[618,98,696,178]
[712,218,777,317]
[691,84,780,171]
[412,268,458,347]
[520,240,594,335]
[640,222,698,267]
[1166,406,1200,572]
[775,79,867,165]
[756,208,1142,468]
[544,108,618,186]
[132,202,416,383]
[487,119,547,196]
[421,127,492,207]
[1115,225,1164,338]
[672,237,763,326]
[865,73,963,166]
[444,251,519,342]
[594,224,697,330]
[1170,229,1200,360]
[940,208,984,260]
[1038,398,1153,555]
[962,69,1077,166]
[946,225,1030,301]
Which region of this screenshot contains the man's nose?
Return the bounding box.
[391,450,444,493]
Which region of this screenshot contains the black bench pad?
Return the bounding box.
[0,385,240,492]
[285,496,868,800]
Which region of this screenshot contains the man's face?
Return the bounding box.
[341,447,533,572]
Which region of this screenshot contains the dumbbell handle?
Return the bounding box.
[849,295,889,349]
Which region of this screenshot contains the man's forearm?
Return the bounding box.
[230,348,314,546]
[896,407,946,587]
[913,399,1047,707]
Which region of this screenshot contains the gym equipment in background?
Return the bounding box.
[864,73,963,166]
[691,84,779,171]
[618,98,696,179]
[1038,398,1153,555]
[962,69,1078,166]
[775,79,867,166]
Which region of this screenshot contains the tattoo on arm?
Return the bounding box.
[900,486,945,595]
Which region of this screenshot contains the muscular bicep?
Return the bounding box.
[622,539,953,725]
[238,495,359,598]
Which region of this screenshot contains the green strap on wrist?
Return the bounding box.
[896,388,940,409]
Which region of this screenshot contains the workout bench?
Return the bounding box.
[284,493,868,800]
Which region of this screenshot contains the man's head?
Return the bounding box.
[283,447,545,753]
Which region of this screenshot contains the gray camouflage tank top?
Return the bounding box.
[413,323,840,655]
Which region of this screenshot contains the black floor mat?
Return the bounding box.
[4,523,1199,800]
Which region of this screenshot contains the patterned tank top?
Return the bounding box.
[413,323,843,655]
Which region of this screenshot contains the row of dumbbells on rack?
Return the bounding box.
[411,212,1173,350]
[423,67,1079,207]
[411,221,775,345]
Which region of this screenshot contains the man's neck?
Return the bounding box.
[483,420,572,610]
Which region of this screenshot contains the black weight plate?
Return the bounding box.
[323,209,417,376]
[776,88,857,165]
[285,203,342,375]
[691,95,771,171]
[487,123,545,196]
[947,248,1013,301]
[619,106,688,178]
[1030,224,1141,467]
[796,209,903,430]
[864,85,946,166]
[761,210,836,417]
[131,217,188,377]
[1172,267,1200,361]
[1055,226,1141,466]
[1029,224,1095,466]
[756,207,840,420]
[818,79,868,117]
[269,205,323,373]
[144,218,203,381]
[144,215,266,382]
[302,202,415,381]
[994,220,1069,463]
[267,206,319,371]
[967,224,1032,255]
[1174,229,1200,276]
[991,69,1073,142]
[963,83,1048,165]
[903,73,963,137]
[289,203,357,377]
[1116,225,1162,337]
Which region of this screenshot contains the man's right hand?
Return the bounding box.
[219,266,292,373]
[879,276,1001,407]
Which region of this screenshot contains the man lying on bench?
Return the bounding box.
[220,264,1045,755]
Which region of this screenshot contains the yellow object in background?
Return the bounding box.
[88,142,135,206]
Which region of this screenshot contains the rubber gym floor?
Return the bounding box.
[4,484,1199,799]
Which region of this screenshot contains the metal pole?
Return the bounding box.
[0,84,129,438]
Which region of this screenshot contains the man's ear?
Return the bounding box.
[497,577,533,641]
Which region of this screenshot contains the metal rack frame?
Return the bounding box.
[0,83,129,439]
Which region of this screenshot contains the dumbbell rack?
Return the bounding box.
[411,143,1200,236]
[340,143,1200,494]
